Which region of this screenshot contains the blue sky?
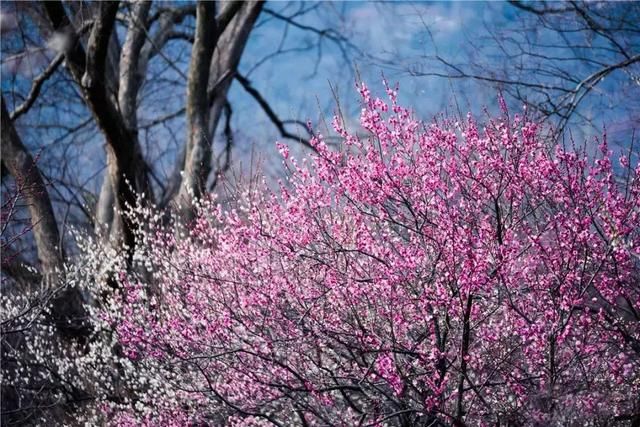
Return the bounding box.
[221,1,638,169]
[222,1,498,169]
[2,1,638,197]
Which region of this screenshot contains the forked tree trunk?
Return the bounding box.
[44,1,146,258]
[174,1,263,222]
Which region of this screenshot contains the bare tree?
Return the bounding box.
[386,0,640,140]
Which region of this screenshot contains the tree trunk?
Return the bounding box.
[174,1,263,222]
[175,0,218,224]
[2,98,63,288]
[44,1,143,258]
[96,1,154,240]
[1,97,87,335]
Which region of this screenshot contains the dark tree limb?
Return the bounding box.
[96,1,154,237]
[507,1,574,16]
[236,73,315,150]
[9,53,64,121]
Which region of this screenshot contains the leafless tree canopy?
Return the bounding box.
[1,1,356,271]
[391,0,640,140]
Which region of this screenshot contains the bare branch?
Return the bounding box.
[9,53,64,121]
[508,1,574,16]
[235,73,315,151]
[556,53,640,135]
[118,1,151,129]
[82,2,119,90]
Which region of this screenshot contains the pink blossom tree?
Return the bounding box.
[109,83,640,426]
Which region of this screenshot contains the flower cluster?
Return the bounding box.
[111,82,639,425]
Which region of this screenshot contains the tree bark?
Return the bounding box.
[44,1,143,257]
[206,1,263,139]
[1,97,86,335]
[96,1,154,238]
[2,98,63,288]
[175,0,218,222]
[174,1,263,221]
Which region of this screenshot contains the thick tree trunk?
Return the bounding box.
[1,98,63,288]
[174,1,263,222]
[175,0,218,223]
[96,1,153,240]
[44,1,143,257]
[1,97,86,335]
